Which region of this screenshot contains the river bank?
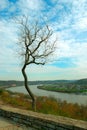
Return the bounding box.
[1,82,87,95]
[0,89,87,121]
[6,85,87,106]
[37,85,87,95]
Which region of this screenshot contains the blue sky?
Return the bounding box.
[0,0,87,81]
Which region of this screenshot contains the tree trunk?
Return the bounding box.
[22,64,36,111]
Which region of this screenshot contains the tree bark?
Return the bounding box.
[22,64,36,111]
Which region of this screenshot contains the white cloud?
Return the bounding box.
[70,0,87,31]
[74,17,87,31]
[25,64,87,80]
[56,39,87,59]
[0,0,9,10]
[0,19,19,71]
[0,0,87,80]
[17,0,46,15]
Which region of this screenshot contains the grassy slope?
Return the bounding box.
[0,89,87,121]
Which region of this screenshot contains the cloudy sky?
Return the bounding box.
[0,0,87,81]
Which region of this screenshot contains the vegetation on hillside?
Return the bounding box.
[0,89,87,121]
[0,79,87,94]
[37,84,87,94]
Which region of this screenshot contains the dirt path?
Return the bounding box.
[0,117,35,130]
[0,117,14,127]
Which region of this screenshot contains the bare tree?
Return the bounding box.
[17,16,56,111]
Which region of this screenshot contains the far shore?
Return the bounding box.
[37,86,87,95]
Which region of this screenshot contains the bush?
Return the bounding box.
[0,90,87,121]
[0,89,4,94]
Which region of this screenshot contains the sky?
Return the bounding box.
[0,0,87,81]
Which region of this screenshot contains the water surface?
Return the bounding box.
[7,85,87,105]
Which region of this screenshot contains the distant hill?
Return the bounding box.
[0,80,24,87]
[0,78,87,88]
[0,80,73,87]
[75,78,87,85]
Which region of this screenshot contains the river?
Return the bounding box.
[7,85,87,106]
